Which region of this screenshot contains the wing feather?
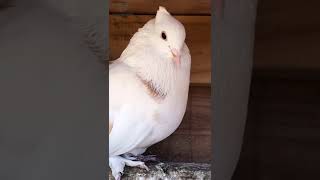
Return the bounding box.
[109,61,156,156]
[109,104,153,156]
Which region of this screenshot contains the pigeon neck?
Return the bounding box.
[134,62,176,99]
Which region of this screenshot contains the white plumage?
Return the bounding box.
[109,6,191,180]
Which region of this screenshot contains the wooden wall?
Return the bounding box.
[109,0,212,163]
[233,0,320,179]
[253,0,320,70]
[233,73,320,180]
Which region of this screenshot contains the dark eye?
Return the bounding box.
[161,31,167,40]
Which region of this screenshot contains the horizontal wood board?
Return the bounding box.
[254,0,320,69]
[233,75,320,180]
[110,0,212,15]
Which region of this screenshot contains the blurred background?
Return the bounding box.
[233,0,320,179]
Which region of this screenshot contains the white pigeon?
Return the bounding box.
[109,6,191,180]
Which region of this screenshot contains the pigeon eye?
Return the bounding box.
[161,31,167,40]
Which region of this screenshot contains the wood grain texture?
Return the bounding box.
[109,15,211,85]
[254,0,320,69]
[147,86,212,163]
[110,0,212,15]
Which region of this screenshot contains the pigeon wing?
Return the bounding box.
[109,104,154,156]
[109,61,155,157]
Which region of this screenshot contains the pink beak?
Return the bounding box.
[171,48,181,66]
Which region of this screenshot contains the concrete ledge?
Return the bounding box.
[108,162,211,180]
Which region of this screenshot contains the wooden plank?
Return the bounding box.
[110,0,212,15]
[254,28,320,69]
[255,0,320,36]
[256,0,320,18]
[253,0,320,70]
[109,15,211,85]
[234,77,320,180]
[189,87,212,162]
[251,69,320,81]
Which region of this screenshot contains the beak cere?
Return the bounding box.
[171,48,181,66]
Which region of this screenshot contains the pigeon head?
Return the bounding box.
[120,6,190,93]
[152,6,186,66]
